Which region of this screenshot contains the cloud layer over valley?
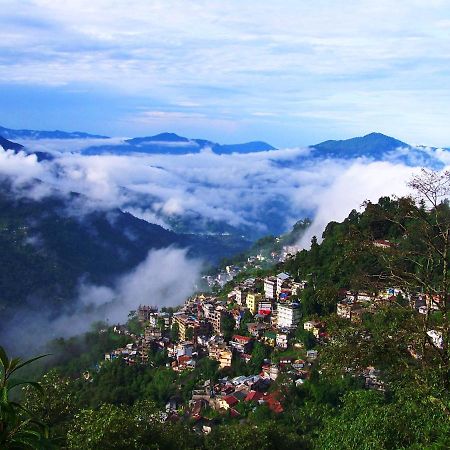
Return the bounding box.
[3,247,203,354]
[4,135,445,243]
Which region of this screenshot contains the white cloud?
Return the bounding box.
[3,247,203,353]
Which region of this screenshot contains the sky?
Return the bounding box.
[1,0,450,147]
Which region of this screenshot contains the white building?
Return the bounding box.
[276,272,291,295]
[235,288,248,307]
[264,277,277,299]
[427,330,444,349]
[277,302,301,328]
[276,333,289,349]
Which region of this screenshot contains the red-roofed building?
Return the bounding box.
[230,335,254,353]
[244,390,264,402]
[264,393,284,414]
[217,395,239,410]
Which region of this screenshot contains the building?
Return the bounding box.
[229,335,253,353]
[246,292,262,314]
[277,302,301,328]
[209,308,227,335]
[302,321,324,338]
[276,272,291,295]
[247,322,270,337]
[427,330,444,349]
[373,239,395,249]
[137,305,158,322]
[291,281,307,296]
[258,299,273,315]
[263,331,277,347]
[264,277,277,299]
[235,288,249,307]
[209,344,233,369]
[337,302,353,319]
[276,332,289,349]
[173,314,209,341]
[173,314,194,341]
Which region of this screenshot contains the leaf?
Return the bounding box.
[8,354,50,377]
[0,346,9,373]
[8,379,44,395]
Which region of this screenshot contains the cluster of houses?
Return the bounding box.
[103,272,321,408]
[202,244,302,289]
[170,354,318,424]
[102,263,446,423]
[335,288,404,323]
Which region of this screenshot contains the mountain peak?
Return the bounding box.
[0,135,24,152]
[126,133,191,145]
[0,125,108,140]
[311,132,410,158]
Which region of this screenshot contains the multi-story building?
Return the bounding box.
[246,292,262,314]
[291,281,307,296]
[336,302,355,319]
[276,332,288,349]
[264,277,277,299]
[137,305,158,322]
[229,335,253,353]
[258,299,273,315]
[235,288,248,307]
[276,273,291,295]
[173,315,210,341]
[209,308,227,335]
[208,343,233,369]
[277,302,301,328]
[173,314,195,341]
[303,320,324,338]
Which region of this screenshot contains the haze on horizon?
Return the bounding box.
[1,0,450,147]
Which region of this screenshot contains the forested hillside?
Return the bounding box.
[0,180,250,324]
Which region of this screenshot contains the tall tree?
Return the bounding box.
[373,169,450,389]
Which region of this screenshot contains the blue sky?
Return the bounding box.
[1,0,450,147]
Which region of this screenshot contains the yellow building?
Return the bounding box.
[246,292,262,314]
[173,314,195,341]
[209,344,233,369]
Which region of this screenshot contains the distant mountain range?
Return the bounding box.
[0,125,108,140]
[309,132,449,167]
[83,132,276,156]
[2,124,448,159]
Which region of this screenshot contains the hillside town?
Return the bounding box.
[100,266,440,429]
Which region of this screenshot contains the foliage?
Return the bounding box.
[221,313,236,341]
[170,322,180,342]
[318,386,450,449]
[0,345,50,449]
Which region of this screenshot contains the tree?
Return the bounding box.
[23,369,79,445]
[0,345,50,449]
[318,386,450,449]
[185,327,194,341]
[249,342,270,373]
[221,313,236,341]
[295,328,316,349]
[157,317,166,331]
[374,169,450,389]
[170,322,180,342]
[238,310,253,335]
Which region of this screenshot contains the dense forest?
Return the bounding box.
[1,170,450,449]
